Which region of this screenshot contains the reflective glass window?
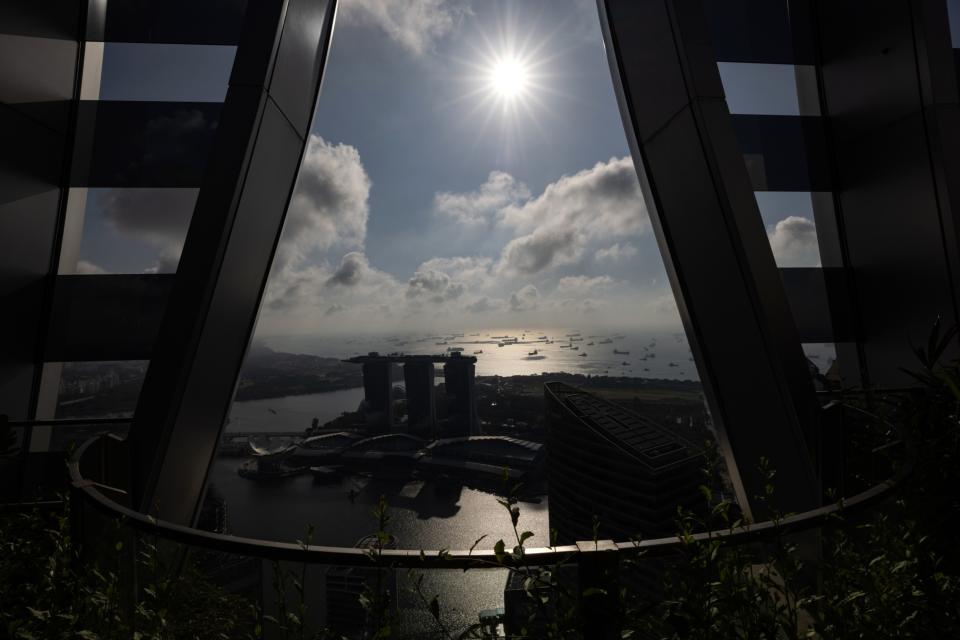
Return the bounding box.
[99,43,235,102]
[718,62,819,116]
[732,115,831,191]
[703,0,797,64]
[55,360,148,418]
[104,0,249,46]
[755,191,822,268]
[949,0,960,47]
[801,343,838,389]
[76,188,196,274]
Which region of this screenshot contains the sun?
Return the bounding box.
[488,57,530,100]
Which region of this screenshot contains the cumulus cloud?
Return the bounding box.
[595,242,638,263]
[279,136,371,268]
[557,296,602,314]
[465,296,500,314]
[498,157,646,235]
[338,0,471,56]
[263,251,399,321]
[556,275,614,296]
[416,256,493,289]
[264,264,327,312]
[767,216,820,268]
[496,157,647,275]
[509,284,540,312]
[326,252,375,287]
[499,228,581,275]
[434,171,530,225]
[406,269,466,302]
[259,138,373,320]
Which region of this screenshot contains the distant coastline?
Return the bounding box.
[55,344,703,418]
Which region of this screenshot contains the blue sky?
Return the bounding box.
[75,0,823,339]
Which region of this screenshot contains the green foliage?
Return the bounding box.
[0,500,257,639]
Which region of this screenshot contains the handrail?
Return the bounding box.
[3,416,131,428]
[67,404,914,570]
[0,500,64,513]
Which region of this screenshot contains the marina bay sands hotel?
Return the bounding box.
[344,353,478,438]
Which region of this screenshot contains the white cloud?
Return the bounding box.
[556,275,614,296]
[338,0,472,56]
[406,269,466,302]
[465,296,501,314]
[416,256,494,290]
[434,171,530,225]
[594,242,638,263]
[325,252,369,287]
[509,284,540,312]
[496,157,647,275]
[767,216,820,268]
[498,156,646,236]
[259,138,373,323]
[498,228,582,275]
[278,136,371,269]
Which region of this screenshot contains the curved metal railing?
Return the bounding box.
[65,403,915,569]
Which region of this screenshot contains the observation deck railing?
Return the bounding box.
[2,396,916,638]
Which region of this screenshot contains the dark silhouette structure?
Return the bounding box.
[360,359,394,433]
[403,360,437,437]
[344,353,477,438]
[442,354,478,438]
[545,382,704,543]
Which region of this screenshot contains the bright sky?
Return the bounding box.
[76,0,823,339]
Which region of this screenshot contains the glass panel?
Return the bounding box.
[99,43,235,102]
[732,114,832,191]
[55,360,148,418]
[703,0,803,64]
[718,62,819,116]
[949,0,960,48]
[802,342,838,391]
[755,191,822,268]
[72,101,222,188]
[75,188,197,274]
[104,0,249,46]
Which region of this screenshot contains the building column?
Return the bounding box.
[597,0,821,518]
[128,0,339,524]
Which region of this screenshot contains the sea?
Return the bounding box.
[217,329,835,632]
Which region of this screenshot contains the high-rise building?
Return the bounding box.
[403,360,436,437]
[360,357,393,432]
[545,382,704,544]
[442,354,478,438]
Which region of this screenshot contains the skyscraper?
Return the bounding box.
[361,358,393,432]
[442,354,477,438]
[545,382,704,544]
[403,360,436,437]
